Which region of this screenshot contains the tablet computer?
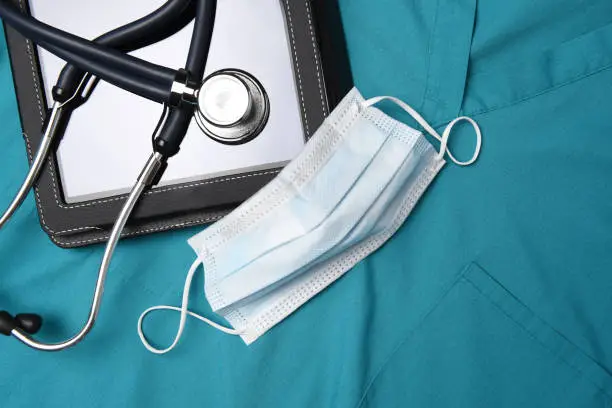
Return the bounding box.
[3,0,353,247]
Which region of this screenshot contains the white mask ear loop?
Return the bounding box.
[137,258,243,355]
[362,96,482,166]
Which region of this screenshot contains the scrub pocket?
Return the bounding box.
[358,263,612,408]
[462,20,612,116]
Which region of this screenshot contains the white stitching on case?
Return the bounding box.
[54,214,226,247]
[283,0,311,135]
[49,167,282,210]
[18,0,44,122]
[303,0,329,115]
[24,48,44,121]
[19,0,101,239]
[23,133,99,235]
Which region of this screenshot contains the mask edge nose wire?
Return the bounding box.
[137,258,243,355]
[362,96,482,166]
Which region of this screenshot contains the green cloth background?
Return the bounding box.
[1,1,612,406]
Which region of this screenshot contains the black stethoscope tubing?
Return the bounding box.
[53,0,196,102]
[0,3,176,99]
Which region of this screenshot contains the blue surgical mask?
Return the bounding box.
[138,88,482,354]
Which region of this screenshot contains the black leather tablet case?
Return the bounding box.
[3,0,353,248]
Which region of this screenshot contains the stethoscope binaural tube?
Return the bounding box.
[0,0,215,112]
[53,0,196,102]
[0,0,196,231]
[0,0,218,351]
[0,0,183,104]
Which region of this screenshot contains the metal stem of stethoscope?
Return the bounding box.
[0,74,170,351]
[10,151,165,351]
[0,121,54,229]
[0,75,97,230]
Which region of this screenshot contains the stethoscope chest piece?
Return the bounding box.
[195,69,269,145]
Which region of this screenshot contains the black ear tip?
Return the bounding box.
[0,311,17,336]
[15,314,43,335]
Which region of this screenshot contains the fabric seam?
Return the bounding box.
[465,63,612,118]
[355,261,612,407]
[354,262,471,408]
[463,270,612,400]
[419,0,440,111]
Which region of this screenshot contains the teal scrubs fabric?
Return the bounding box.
[1,1,612,406]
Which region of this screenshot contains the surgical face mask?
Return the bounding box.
[138,88,482,354]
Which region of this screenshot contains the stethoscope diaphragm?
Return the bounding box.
[195,69,269,145]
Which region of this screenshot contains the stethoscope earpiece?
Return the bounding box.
[0,311,43,337]
[15,314,43,335]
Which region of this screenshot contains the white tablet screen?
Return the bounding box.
[30,0,305,203]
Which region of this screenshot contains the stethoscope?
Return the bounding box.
[0,0,269,351]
